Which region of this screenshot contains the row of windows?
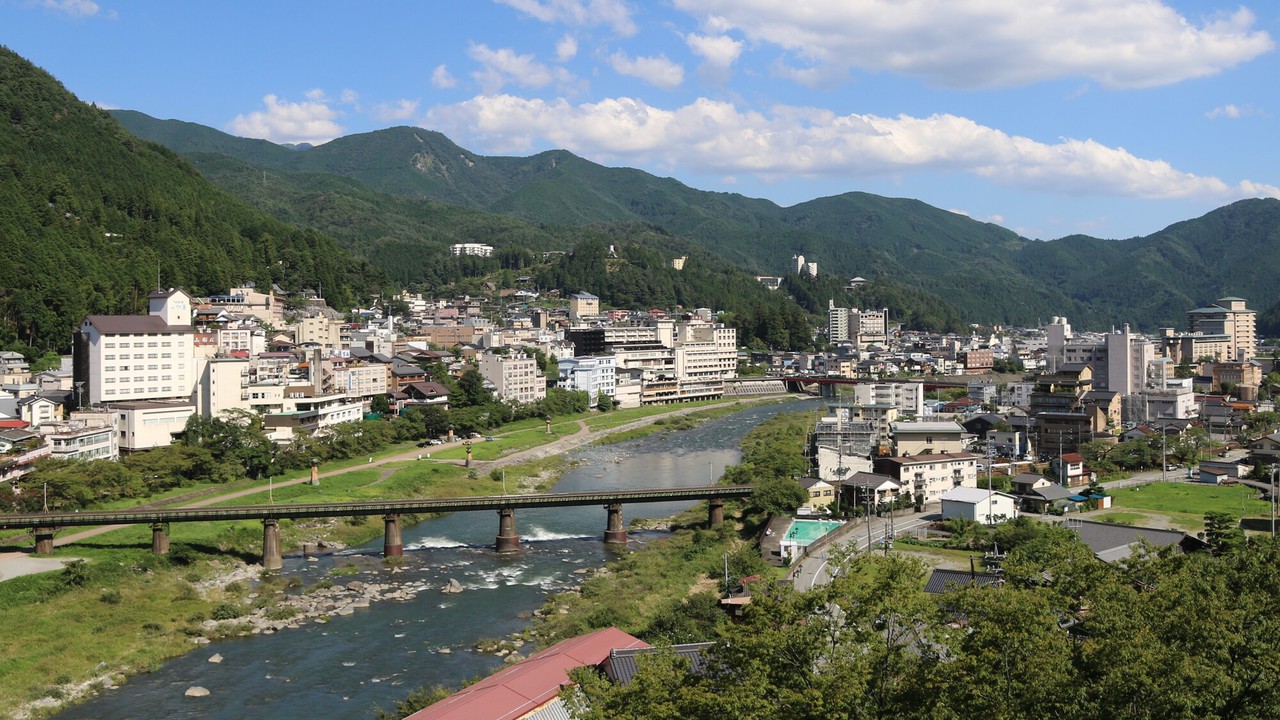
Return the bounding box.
[103,386,176,396]
[102,340,175,348]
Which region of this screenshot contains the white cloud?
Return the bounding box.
[40,0,99,17]
[685,32,742,73]
[372,99,420,122]
[556,34,579,61]
[1206,103,1263,119]
[496,0,636,36]
[671,0,1274,89]
[425,94,1280,203]
[468,43,575,93]
[227,94,344,145]
[432,65,458,89]
[607,50,684,89]
[1207,104,1243,119]
[339,89,360,105]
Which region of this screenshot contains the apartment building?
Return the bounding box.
[479,353,547,405]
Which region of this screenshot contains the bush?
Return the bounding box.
[98,589,122,604]
[224,581,246,594]
[210,602,245,621]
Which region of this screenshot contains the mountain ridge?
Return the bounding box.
[109,111,1280,332]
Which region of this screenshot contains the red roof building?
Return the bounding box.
[406,626,648,720]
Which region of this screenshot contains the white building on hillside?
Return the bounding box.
[557,355,616,407]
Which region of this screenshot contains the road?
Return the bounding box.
[791,510,938,591]
[13,396,793,552]
[790,449,1255,592]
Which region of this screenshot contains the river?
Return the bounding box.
[57,399,814,720]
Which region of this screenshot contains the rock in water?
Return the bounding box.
[185,686,210,697]
[441,578,464,594]
[208,654,223,664]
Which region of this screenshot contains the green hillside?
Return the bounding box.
[0,47,380,352]
[109,110,1280,333]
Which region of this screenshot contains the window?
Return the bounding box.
[104,354,115,361]
[104,342,115,349]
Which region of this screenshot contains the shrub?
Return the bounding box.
[210,603,245,621]
[98,589,122,605]
[224,581,246,594]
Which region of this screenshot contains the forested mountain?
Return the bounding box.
[0,47,381,352]
[115,110,1280,332]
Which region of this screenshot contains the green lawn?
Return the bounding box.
[1110,483,1267,518]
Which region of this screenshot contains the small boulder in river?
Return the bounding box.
[441,578,464,594]
[185,686,210,698]
[208,654,223,664]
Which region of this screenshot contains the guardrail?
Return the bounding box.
[0,485,756,530]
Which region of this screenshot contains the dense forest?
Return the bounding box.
[0,47,381,354]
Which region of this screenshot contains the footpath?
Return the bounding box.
[0,396,792,578]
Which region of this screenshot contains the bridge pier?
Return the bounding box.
[262,518,282,570]
[151,522,170,555]
[708,498,725,527]
[383,514,404,557]
[495,507,519,554]
[33,527,55,555]
[604,502,627,545]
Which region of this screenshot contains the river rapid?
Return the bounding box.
[56,399,814,720]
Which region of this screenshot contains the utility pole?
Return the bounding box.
[1271,467,1277,538]
[987,444,995,525]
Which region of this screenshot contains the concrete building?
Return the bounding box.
[852,382,925,417]
[448,243,494,257]
[1186,297,1256,361]
[569,292,600,322]
[874,452,979,505]
[41,419,118,462]
[891,421,969,456]
[557,355,617,407]
[74,288,197,408]
[941,486,1019,525]
[479,353,547,405]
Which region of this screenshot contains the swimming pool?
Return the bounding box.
[784,518,845,544]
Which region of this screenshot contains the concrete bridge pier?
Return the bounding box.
[383,514,404,557]
[33,527,55,555]
[151,522,170,555]
[708,498,725,527]
[604,502,627,545]
[262,518,282,570]
[495,507,520,554]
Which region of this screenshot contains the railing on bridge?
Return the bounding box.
[1,485,755,568]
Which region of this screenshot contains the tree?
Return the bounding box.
[455,367,492,407]
[1202,512,1245,556]
[749,476,807,517]
[369,394,391,415]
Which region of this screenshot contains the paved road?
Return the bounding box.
[791,510,938,591]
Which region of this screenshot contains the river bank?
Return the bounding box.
[3,396,793,719]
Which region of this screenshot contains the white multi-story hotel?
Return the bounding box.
[73,289,199,451]
[557,355,617,407]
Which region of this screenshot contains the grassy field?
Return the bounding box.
[1090,511,1147,526]
[1110,482,1267,518]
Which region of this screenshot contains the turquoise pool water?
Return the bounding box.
[785,518,845,544]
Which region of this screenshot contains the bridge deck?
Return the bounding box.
[0,485,755,530]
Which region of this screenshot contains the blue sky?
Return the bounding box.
[4,0,1278,240]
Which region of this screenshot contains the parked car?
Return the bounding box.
[428,439,443,446]
[484,435,495,441]
[469,432,482,439]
